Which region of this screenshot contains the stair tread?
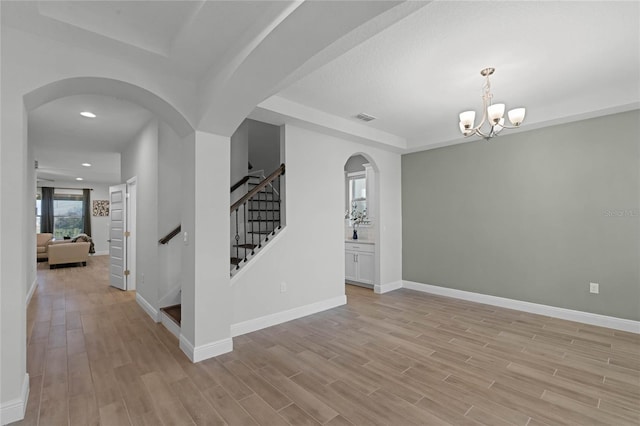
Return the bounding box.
[233,243,257,249]
[160,304,181,326]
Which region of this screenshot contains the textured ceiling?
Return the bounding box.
[277,1,640,149]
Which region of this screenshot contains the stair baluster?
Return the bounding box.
[243,202,248,263]
[230,164,285,272]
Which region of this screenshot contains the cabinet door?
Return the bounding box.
[345,251,358,282]
[356,252,375,285]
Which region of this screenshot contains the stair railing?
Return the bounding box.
[159,225,181,245]
[230,175,251,193]
[230,164,285,270]
[247,169,280,198]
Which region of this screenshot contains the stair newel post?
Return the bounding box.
[243,201,248,263]
[234,208,240,269]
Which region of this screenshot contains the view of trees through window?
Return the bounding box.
[36,192,85,238]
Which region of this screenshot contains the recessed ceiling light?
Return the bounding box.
[81,163,92,167]
[76,177,84,181]
[80,111,96,118]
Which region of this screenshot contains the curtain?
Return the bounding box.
[40,187,54,233]
[82,188,92,236]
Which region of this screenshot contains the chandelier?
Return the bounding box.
[458,67,526,140]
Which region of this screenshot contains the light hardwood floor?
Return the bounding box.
[16,255,639,425]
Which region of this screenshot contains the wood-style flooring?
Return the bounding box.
[17,255,640,425]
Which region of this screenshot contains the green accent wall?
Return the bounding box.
[402,110,640,321]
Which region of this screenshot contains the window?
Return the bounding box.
[53,193,84,239]
[346,172,369,226]
[36,192,41,233]
[37,189,86,238]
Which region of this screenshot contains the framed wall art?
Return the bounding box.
[92,200,110,216]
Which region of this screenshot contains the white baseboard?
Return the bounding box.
[26,278,38,306]
[0,374,29,425]
[403,280,640,334]
[160,311,181,339]
[91,251,109,256]
[231,295,347,337]
[179,335,233,363]
[136,293,160,323]
[374,280,402,294]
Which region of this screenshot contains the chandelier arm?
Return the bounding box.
[467,92,490,133]
[473,128,491,139]
[498,123,522,130]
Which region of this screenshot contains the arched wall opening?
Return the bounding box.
[24,77,194,137]
[24,76,195,331]
[343,152,381,290]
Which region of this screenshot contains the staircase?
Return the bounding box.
[157,164,285,338]
[231,164,285,273]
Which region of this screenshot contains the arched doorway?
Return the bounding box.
[343,153,380,290]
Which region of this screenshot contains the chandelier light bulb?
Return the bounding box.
[508,108,526,126]
[459,122,473,136]
[459,111,476,129]
[487,103,505,124]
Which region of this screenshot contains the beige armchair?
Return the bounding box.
[37,233,54,260]
[48,241,91,268]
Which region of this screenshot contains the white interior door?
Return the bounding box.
[109,184,127,290]
[126,178,137,291]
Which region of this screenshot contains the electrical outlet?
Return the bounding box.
[589,282,599,294]
[280,282,287,293]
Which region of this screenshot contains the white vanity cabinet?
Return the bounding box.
[345,241,375,286]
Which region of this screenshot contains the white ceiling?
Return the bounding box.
[277,1,640,150]
[12,1,640,185]
[5,0,299,80]
[30,94,153,184]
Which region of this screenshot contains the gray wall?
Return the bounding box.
[158,121,183,303]
[248,119,280,175]
[231,119,249,196]
[402,110,639,321]
[122,119,159,308]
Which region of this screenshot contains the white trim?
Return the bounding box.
[179,335,233,363]
[160,311,181,339]
[374,280,402,294]
[0,374,29,425]
[135,293,159,323]
[26,278,37,306]
[231,295,347,337]
[91,250,109,256]
[402,281,640,334]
